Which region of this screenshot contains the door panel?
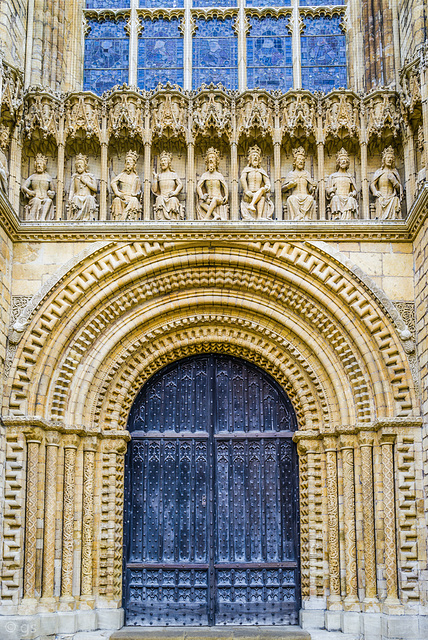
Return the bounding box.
[124,355,299,626]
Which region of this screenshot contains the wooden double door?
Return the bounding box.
[123,355,300,625]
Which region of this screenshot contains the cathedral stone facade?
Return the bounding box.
[0,0,428,638]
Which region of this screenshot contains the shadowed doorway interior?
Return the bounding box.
[123,354,300,626]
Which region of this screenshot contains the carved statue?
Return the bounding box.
[282,147,316,220]
[326,148,359,220]
[240,145,274,221]
[111,150,142,221]
[196,147,229,221]
[370,146,403,220]
[22,154,55,220]
[152,151,184,221]
[0,125,9,195]
[68,154,98,221]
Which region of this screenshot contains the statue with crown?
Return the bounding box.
[111,150,142,221]
[326,147,359,220]
[152,151,184,221]
[196,147,229,221]
[240,145,274,221]
[370,146,403,220]
[68,153,98,221]
[282,146,316,220]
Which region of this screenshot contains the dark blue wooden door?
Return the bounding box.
[123,355,300,626]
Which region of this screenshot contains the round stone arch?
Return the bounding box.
[2,237,420,631]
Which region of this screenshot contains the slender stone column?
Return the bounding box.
[60,435,79,607]
[143,141,152,220]
[41,431,60,606]
[56,141,65,220]
[186,138,195,220]
[360,101,369,218]
[23,428,43,607]
[324,437,342,609]
[340,437,359,610]
[80,437,97,606]
[317,141,325,220]
[380,435,399,607]
[9,125,22,212]
[273,122,282,219]
[359,433,379,610]
[100,143,108,220]
[404,123,416,210]
[230,139,239,220]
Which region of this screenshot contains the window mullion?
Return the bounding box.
[292,0,301,89]
[129,0,138,87]
[238,1,247,92]
[184,0,192,91]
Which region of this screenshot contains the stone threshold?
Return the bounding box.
[110,627,311,640]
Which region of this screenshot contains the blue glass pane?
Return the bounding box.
[139,0,183,6]
[246,0,290,5]
[193,18,238,90]
[303,15,343,36]
[301,16,346,92]
[247,17,292,91]
[299,0,344,4]
[84,20,129,93]
[86,0,130,7]
[137,19,183,89]
[194,0,236,6]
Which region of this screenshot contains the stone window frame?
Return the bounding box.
[83,1,347,92]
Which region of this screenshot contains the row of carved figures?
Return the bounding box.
[1,145,403,222]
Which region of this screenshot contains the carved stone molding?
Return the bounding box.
[24,92,61,142]
[236,92,274,139]
[151,93,187,139]
[191,90,232,140]
[323,92,360,140]
[365,91,401,141]
[65,94,102,141]
[280,92,317,139]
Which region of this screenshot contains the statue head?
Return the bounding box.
[159,150,172,171]
[35,154,48,173]
[205,147,220,172]
[381,146,396,169]
[75,153,89,173]
[125,150,139,171]
[336,147,350,170]
[292,146,306,170]
[248,145,262,167]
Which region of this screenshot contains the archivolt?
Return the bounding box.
[5,239,417,429]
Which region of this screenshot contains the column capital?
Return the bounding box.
[359,431,375,447]
[102,437,128,455]
[23,427,44,443]
[63,434,80,449]
[45,430,60,446]
[83,436,99,452]
[379,433,396,446]
[339,434,356,450]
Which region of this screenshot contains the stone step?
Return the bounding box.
[110,627,311,640]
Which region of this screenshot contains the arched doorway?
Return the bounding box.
[123,354,300,626]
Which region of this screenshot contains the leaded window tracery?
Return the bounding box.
[83,1,346,94]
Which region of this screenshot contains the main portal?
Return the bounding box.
[123,354,300,626]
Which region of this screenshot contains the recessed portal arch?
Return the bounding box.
[123,353,300,626]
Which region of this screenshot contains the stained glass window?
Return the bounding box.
[246,0,291,6]
[299,0,344,5]
[86,0,130,7]
[247,17,292,91]
[193,18,238,90]
[193,0,236,6]
[138,19,183,89]
[83,20,129,94]
[139,0,183,7]
[301,16,346,92]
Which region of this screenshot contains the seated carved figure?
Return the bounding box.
[68,154,98,221]
[22,154,55,220]
[240,145,274,220]
[196,148,229,221]
[326,148,359,220]
[152,151,184,221]
[0,158,7,195]
[370,146,403,220]
[282,147,316,220]
[111,150,142,221]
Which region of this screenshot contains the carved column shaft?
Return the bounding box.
[230,140,239,220]
[81,445,96,598]
[9,125,22,211]
[381,436,399,603]
[325,441,341,607]
[100,142,108,221]
[24,434,42,599]
[186,140,195,220]
[273,137,282,220]
[317,141,325,220]
[419,64,428,171]
[144,141,151,221]
[404,124,416,210]
[237,4,246,92]
[341,442,359,607]
[56,141,65,220]
[360,440,377,602]
[307,448,317,597]
[61,440,78,599]
[42,434,59,600]
[360,107,369,218]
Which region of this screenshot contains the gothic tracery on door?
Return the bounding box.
[123,355,300,626]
